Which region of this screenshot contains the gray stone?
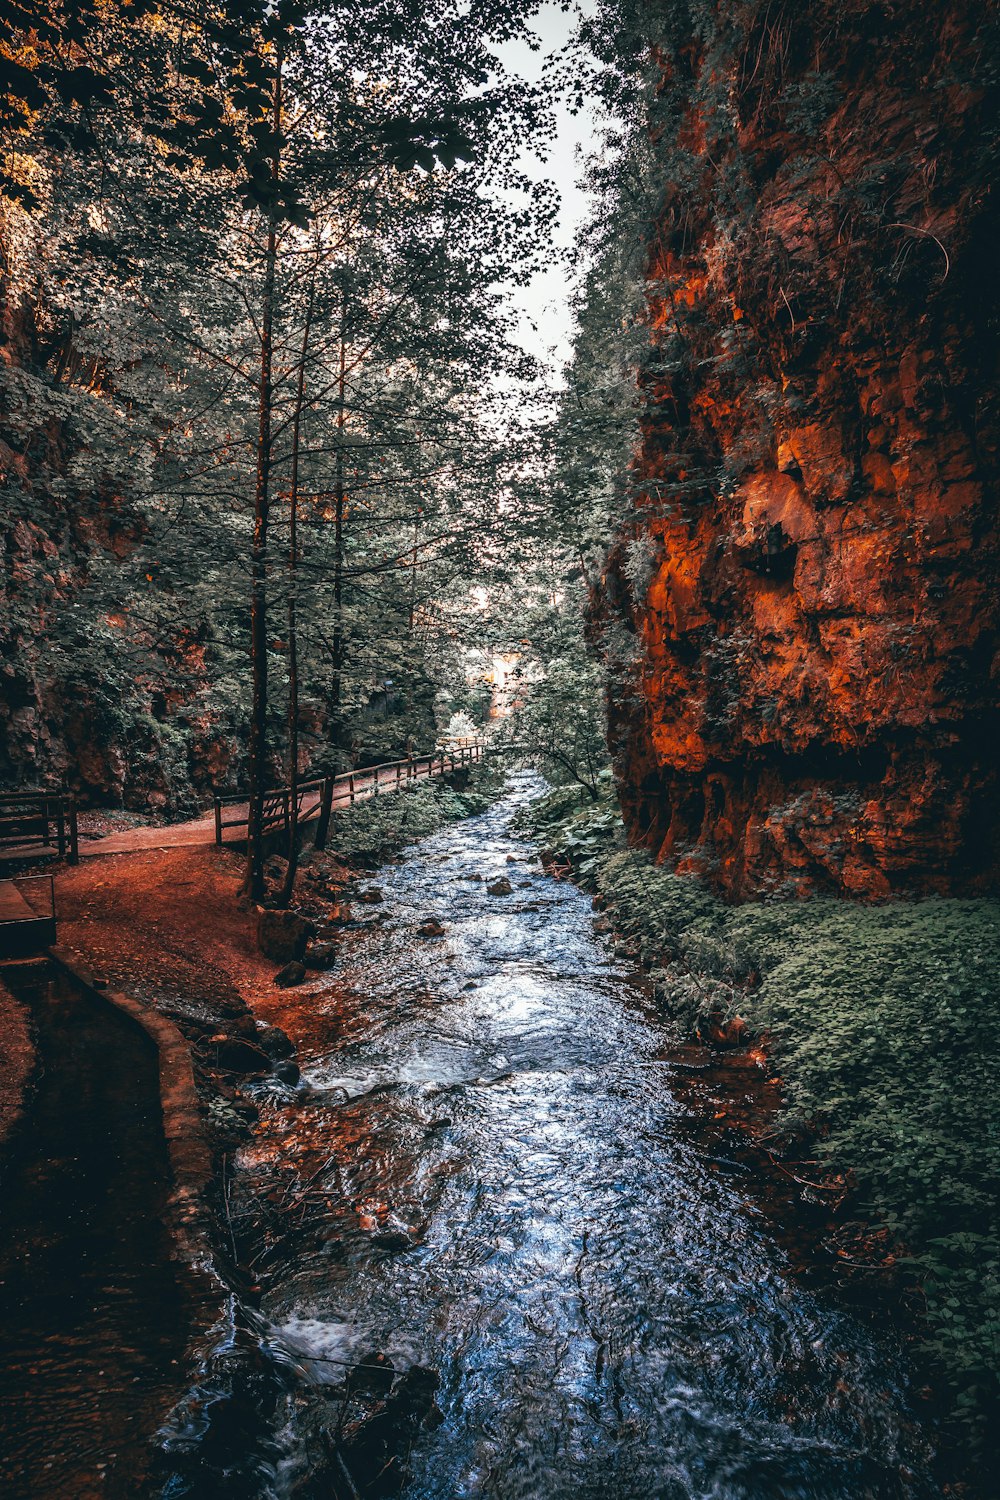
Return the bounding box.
[304,941,339,971]
[273,960,308,989]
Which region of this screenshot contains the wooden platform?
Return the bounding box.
[0,879,56,959]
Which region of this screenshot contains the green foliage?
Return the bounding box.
[735,898,1000,1434]
[525,780,1000,1446]
[329,764,503,860]
[1,0,558,807]
[500,631,610,799]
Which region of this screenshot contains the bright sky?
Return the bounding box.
[497,2,600,381]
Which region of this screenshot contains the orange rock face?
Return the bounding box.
[604,1,998,897]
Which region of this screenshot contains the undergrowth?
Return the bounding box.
[521,779,1000,1456]
[331,764,504,862]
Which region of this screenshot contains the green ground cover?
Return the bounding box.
[521,778,1000,1453]
[329,764,505,863]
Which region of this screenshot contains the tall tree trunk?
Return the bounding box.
[408,494,421,633]
[330,291,348,765]
[244,46,283,901]
[279,262,317,908]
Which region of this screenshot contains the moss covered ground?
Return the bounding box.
[327,764,505,863]
[520,776,1000,1455]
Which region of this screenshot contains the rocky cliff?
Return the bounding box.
[0,220,247,810]
[604,0,999,897]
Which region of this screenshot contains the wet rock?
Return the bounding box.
[347,1351,396,1398]
[486,877,512,896]
[357,886,384,905]
[318,904,350,927]
[257,907,315,963]
[416,918,446,938]
[371,1229,413,1253]
[466,872,483,882]
[273,1059,301,1087]
[254,1023,295,1060]
[209,1036,272,1076]
[274,960,308,989]
[393,1364,442,1428]
[304,941,338,971]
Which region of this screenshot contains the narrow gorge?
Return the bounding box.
[1,2,997,1498]
[603,0,999,897]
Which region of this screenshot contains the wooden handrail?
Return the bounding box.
[0,791,79,865]
[212,741,486,845]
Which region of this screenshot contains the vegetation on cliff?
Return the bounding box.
[566,0,1000,896]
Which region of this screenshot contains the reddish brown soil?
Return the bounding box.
[51,845,344,1051]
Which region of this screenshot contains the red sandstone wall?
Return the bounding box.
[605,0,999,896]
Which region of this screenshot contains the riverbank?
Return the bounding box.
[0,769,503,1492]
[521,777,1000,1479]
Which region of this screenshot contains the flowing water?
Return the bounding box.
[228,775,937,1500]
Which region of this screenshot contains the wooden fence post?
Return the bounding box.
[68,797,79,864]
[214,799,223,845]
[314,776,334,850]
[55,797,66,860]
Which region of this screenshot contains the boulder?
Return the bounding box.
[254,1024,295,1060]
[273,1059,301,1087]
[210,1036,271,1076]
[257,907,315,963]
[304,941,339,971]
[486,877,512,896]
[416,918,446,938]
[273,960,308,989]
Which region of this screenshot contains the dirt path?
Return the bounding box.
[73,758,449,858]
[52,844,305,1019]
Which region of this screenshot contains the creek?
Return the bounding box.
[206,773,938,1499]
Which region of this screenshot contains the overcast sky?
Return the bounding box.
[497,2,600,381]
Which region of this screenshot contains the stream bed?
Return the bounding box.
[218,774,939,1499]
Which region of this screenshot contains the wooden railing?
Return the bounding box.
[212,742,485,847]
[0,791,79,864]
